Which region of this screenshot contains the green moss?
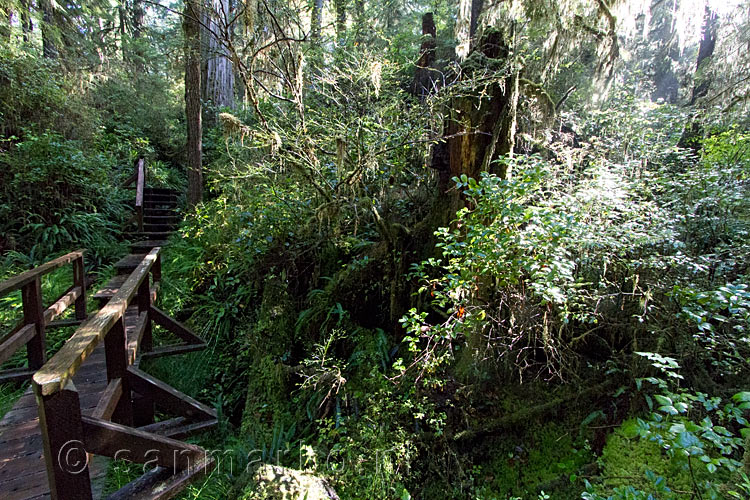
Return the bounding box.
[591,419,715,497]
[466,421,592,499]
[240,276,297,438]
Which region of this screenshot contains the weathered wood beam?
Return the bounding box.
[92,378,123,421]
[0,250,85,296]
[43,285,83,325]
[33,248,160,396]
[35,381,93,500]
[47,317,88,329]
[0,367,35,383]
[138,417,218,440]
[126,366,217,422]
[0,324,35,366]
[138,343,207,362]
[81,415,206,470]
[106,456,215,500]
[149,306,204,345]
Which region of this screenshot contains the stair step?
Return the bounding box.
[127,231,173,240]
[130,240,169,252]
[144,194,178,202]
[93,274,128,301]
[143,204,178,211]
[144,220,179,228]
[114,253,148,274]
[145,187,178,195]
[144,215,180,222]
[143,223,177,232]
[143,208,178,217]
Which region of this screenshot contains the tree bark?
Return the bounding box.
[40,0,57,59]
[431,28,517,219]
[20,0,32,43]
[132,0,144,39]
[679,6,718,151]
[648,4,680,103]
[411,12,438,100]
[184,0,203,209]
[455,0,483,59]
[334,0,347,43]
[353,0,365,43]
[202,0,235,125]
[311,0,324,40]
[689,5,718,106]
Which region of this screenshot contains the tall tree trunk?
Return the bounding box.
[689,5,718,106]
[311,0,324,40]
[353,0,365,43]
[411,12,438,100]
[648,3,680,103]
[184,0,203,209]
[118,2,127,60]
[40,0,57,59]
[432,30,516,200]
[132,0,144,39]
[334,0,347,43]
[20,0,32,43]
[679,6,718,151]
[455,0,483,59]
[202,0,235,126]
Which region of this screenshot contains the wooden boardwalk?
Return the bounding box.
[0,163,213,499]
[0,304,145,500]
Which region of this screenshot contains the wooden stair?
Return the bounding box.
[108,186,181,304]
[127,187,181,253]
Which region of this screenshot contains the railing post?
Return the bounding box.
[35,380,93,500]
[73,254,87,321]
[136,158,145,233]
[22,276,46,370]
[133,275,155,426]
[104,317,133,426]
[138,277,153,353]
[153,253,162,284]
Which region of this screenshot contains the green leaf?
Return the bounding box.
[654,395,672,406]
[676,431,701,449]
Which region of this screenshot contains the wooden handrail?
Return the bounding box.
[135,158,146,232]
[33,247,160,396]
[29,246,215,499]
[0,250,84,297]
[0,250,87,376]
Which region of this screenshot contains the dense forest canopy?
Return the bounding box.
[1,0,750,497]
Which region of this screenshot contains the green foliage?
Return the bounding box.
[0,132,128,264]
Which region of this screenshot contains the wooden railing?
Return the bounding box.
[32,248,216,500]
[122,157,147,232]
[0,250,87,384]
[135,158,146,232]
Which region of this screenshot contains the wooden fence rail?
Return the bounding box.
[121,157,147,232]
[0,250,87,384]
[135,158,146,232]
[31,247,216,500]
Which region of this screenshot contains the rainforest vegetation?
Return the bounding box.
[1,0,750,497]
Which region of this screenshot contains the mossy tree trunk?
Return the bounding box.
[432,29,519,201]
[184,0,203,208]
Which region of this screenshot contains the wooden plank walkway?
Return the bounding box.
[0,304,145,500]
